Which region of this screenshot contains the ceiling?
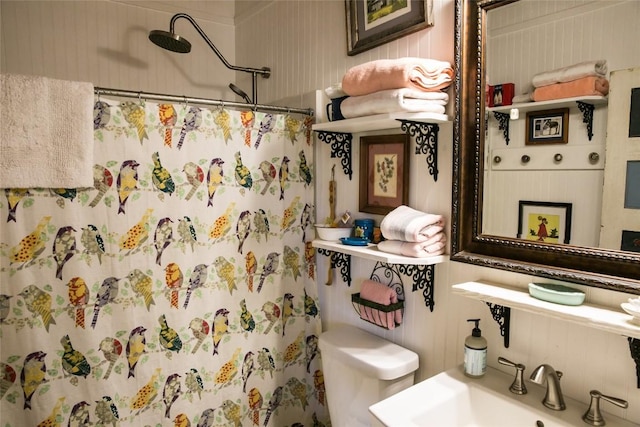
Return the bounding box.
[111,0,266,24]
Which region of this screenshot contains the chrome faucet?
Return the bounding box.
[582,390,628,426]
[498,357,527,395]
[529,364,566,410]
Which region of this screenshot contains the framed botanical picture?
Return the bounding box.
[517,200,573,244]
[359,134,410,215]
[345,0,434,56]
[525,108,569,145]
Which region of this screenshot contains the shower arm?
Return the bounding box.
[169,13,271,104]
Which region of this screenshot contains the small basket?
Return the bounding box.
[351,293,404,330]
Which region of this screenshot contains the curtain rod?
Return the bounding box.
[94,87,314,116]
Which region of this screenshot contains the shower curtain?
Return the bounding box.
[0,98,329,426]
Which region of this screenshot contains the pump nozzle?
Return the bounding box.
[467,318,482,337]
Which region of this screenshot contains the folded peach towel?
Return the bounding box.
[342,57,454,97]
[380,205,445,242]
[340,88,448,119]
[532,77,609,102]
[532,60,608,88]
[377,234,447,258]
[359,279,402,329]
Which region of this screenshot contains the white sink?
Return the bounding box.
[369,365,635,427]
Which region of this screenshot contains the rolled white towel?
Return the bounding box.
[380,205,445,242]
[532,60,607,88]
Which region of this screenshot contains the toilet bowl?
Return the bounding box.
[318,324,419,427]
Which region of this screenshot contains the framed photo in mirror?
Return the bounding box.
[621,230,640,253]
[525,108,569,145]
[517,201,572,244]
[359,134,410,215]
[346,0,434,56]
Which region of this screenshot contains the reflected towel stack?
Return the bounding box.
[531,60,609,102]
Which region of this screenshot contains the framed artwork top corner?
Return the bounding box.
[346,0,434,56]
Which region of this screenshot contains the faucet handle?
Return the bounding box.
[582,390,629,426]
[498,357,527,395]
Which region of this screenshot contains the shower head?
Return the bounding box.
[149,13,271,103]
[229,83,252,104]
[148,30,191,53]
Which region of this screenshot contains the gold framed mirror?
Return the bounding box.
[451,0,640,292]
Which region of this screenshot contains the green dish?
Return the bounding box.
[528,282,585,306]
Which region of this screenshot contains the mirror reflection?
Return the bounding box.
[481,0,639,252]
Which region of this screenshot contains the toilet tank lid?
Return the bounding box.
[318,325,419,380]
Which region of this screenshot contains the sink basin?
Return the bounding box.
[369,365,635,427]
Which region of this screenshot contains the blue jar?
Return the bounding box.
[354,219,375,241]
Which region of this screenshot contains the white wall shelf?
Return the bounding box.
[311,111,450,133]
[313,239,449,311]
[487,95,607,144]
[452,280,640,340]
[312,240,449,265]
[312,112,451,181]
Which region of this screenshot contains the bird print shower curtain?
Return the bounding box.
[0,97,329,427]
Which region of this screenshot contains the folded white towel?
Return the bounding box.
[380,205,445,242]
[532,60,607,88]
[0,74,94,188]
[377,235,447,258]
[340,88,448,119]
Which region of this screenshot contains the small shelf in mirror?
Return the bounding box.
[487,95,607,114]
[487,95,608,144]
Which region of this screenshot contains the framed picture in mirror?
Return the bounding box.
[517,201,572,244]
[621,230,640,253]
[359,134,410,215]
[525,108,569,145]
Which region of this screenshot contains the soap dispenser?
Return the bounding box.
[464,318,487,378]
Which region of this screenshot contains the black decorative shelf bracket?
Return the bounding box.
[398,119,439,181]
[316,131,353,180]
[576,101,595,141]
[493,112,511,145]
[369,262,406,300]
[485,303,511,348]
[316,248,352,287]
[628,337,640,388]
[397,264,435,311]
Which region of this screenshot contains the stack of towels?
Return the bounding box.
[357,279,403,330]
[324,57,454,119]
[531,60,609,102]
[378,205,446,257]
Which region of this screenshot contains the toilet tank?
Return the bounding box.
[318,324,419,427]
